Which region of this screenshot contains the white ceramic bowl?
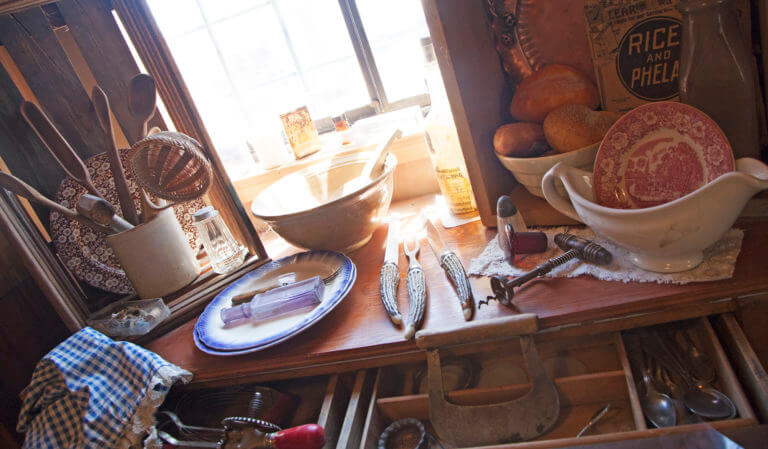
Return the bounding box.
[495,143,598,198]
[251,152,396,252]
[542,158,768,272]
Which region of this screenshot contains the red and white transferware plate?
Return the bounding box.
[51,149,204,294]
[594,102,735,209]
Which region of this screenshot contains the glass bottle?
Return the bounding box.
[193,206,246,274]
[421,37,478,218]
[678,0,760,159]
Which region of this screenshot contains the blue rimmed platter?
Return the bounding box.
[194,250,356,354]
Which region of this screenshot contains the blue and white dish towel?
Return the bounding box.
[17,327,191,449]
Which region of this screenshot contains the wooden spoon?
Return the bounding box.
[128,73,157,141]
[327,128,401,201]
[20,101,102,198]
[92,86,140,225]
[0,172,111,234]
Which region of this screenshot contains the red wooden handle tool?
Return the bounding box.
[268,424,325,449]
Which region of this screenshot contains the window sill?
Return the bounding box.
[232,131,441,227]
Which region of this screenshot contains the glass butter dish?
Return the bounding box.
[88,298,171,337]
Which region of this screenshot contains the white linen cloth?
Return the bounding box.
[468,227,743,284]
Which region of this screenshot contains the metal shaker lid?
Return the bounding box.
[496,195,518,217]
[193,206,218,222]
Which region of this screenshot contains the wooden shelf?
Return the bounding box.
[144,196,768,387]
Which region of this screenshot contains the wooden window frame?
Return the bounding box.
[0,0,270,338]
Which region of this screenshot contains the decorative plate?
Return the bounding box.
[51,149,204,294]
[195,251,356,355]
[594,102,734,209]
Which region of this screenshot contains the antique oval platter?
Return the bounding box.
[194,250,356,355]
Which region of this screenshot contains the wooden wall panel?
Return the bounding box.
[56,0,165,145]
[0,7,103,159]
[0,59,65,212]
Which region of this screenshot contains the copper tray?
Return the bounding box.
[489,0,596,83]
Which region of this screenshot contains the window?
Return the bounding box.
[146,0,431,180]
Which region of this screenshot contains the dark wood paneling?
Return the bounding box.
[0,59,65,208]
[0,272,68,449]
[0,6,103,160]
[56,0,165,145]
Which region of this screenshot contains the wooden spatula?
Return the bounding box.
[92,86,140,225]
[20,101,102,199]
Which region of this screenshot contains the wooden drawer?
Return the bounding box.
[159,372,356,448]
[352,315,764,448]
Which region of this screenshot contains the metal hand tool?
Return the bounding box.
[75,194,133,233]
[421,214,473,320]
[576,404,611,437]
[379,219,403,325]
[414,314,559,446]
[485,233,612,306]
[403,234,426,340]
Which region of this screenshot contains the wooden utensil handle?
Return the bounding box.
[92,86,140,225]
[0,172,75,218]
[415,313,538,349]
[20,101,101,198]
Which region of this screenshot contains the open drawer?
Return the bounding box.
[355,315,761,448]
[157,371,356,448]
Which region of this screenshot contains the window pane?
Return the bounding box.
[146,0,370,179]
[355,0,430,103]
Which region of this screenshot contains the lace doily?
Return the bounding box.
[468,227,743,284]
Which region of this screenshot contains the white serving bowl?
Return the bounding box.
[495,143,598,198]
[542,158,768,272]
[251,151,396,252]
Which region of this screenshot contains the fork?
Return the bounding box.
[403,235,426,340]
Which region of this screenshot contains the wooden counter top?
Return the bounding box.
[146,199,768,387]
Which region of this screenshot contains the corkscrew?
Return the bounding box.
[482,233,612,306]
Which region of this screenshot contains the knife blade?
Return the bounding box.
[379,219,402,325]
[422,214,474,320]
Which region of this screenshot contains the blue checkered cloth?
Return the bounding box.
[17,327,191,449]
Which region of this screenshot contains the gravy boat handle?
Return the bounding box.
[542,163,584,223]
[736,158,768,191]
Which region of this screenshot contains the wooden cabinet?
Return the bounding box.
[168,313,767,448]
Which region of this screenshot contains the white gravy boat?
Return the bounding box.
[542,158,768,272]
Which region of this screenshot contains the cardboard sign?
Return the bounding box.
[584,0,682,113]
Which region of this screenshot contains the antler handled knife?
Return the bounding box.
[379,219,402,325]
[422,214,474,320]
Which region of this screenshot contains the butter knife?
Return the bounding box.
[379,219,402,325]
[422,214,474,320]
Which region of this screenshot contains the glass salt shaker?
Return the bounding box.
[193,206,246,274]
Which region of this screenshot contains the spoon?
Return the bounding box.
[682,384,736,420]
[680,328,716,384]
[75,194,133,233]
[646,331,736,420]
[638,363,677,427]
[328,128,402,201]
[128,73,157,141]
